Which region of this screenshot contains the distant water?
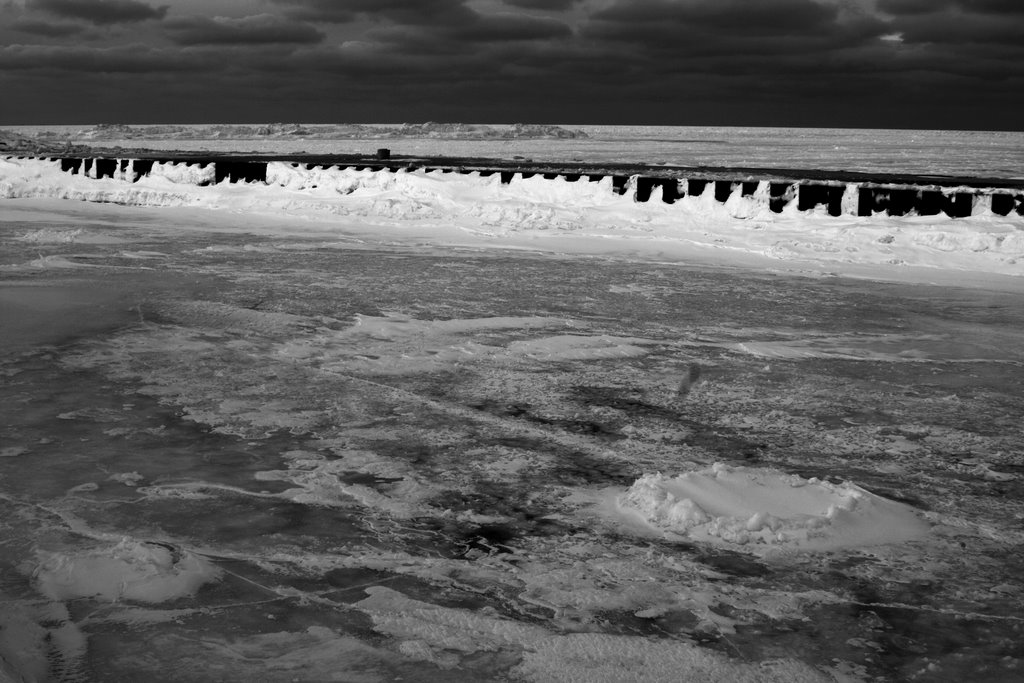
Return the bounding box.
[10,124,1024,179]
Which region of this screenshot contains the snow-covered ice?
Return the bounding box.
[2,135,1023,681]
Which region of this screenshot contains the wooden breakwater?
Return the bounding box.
[14,152,1024,219]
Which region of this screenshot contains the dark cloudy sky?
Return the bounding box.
[1,0,1022,129]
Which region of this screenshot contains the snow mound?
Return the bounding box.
[33,539,221,603]
[618,463,929,552]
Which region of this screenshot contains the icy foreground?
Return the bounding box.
[2,168,1024,680]
[2,156,1022,280]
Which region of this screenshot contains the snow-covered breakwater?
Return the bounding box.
[3,155,1024,278]
[33,154,1024,219]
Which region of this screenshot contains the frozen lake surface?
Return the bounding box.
[1,200,1023,681]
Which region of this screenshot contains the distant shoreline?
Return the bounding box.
[5,125,1023,182]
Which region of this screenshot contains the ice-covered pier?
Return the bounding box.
[16,153,1024,218]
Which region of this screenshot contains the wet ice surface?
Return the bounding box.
[2,206,1024,682]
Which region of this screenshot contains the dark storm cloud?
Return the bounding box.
[880,0,1024,15]
[590,0,842,38]
[1,0,1022,128]
[271,0,474,26]
[445,13,572,42]
[271,0,1019,129]
[583,0,887,62]
[371,16,571,47]
[164,15,326,46]
[0,42,202,71]
[958,0,1024,13]
[10,18,85,36]
[877,0,953,14]
[502,0,579,9]
[365,16,571,53]
[266,0,354,23]
[893,13,1024,46]
[29,0,168,25]
[880,0,1024,50]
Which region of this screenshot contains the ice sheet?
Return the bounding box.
[2,172,1023,681]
